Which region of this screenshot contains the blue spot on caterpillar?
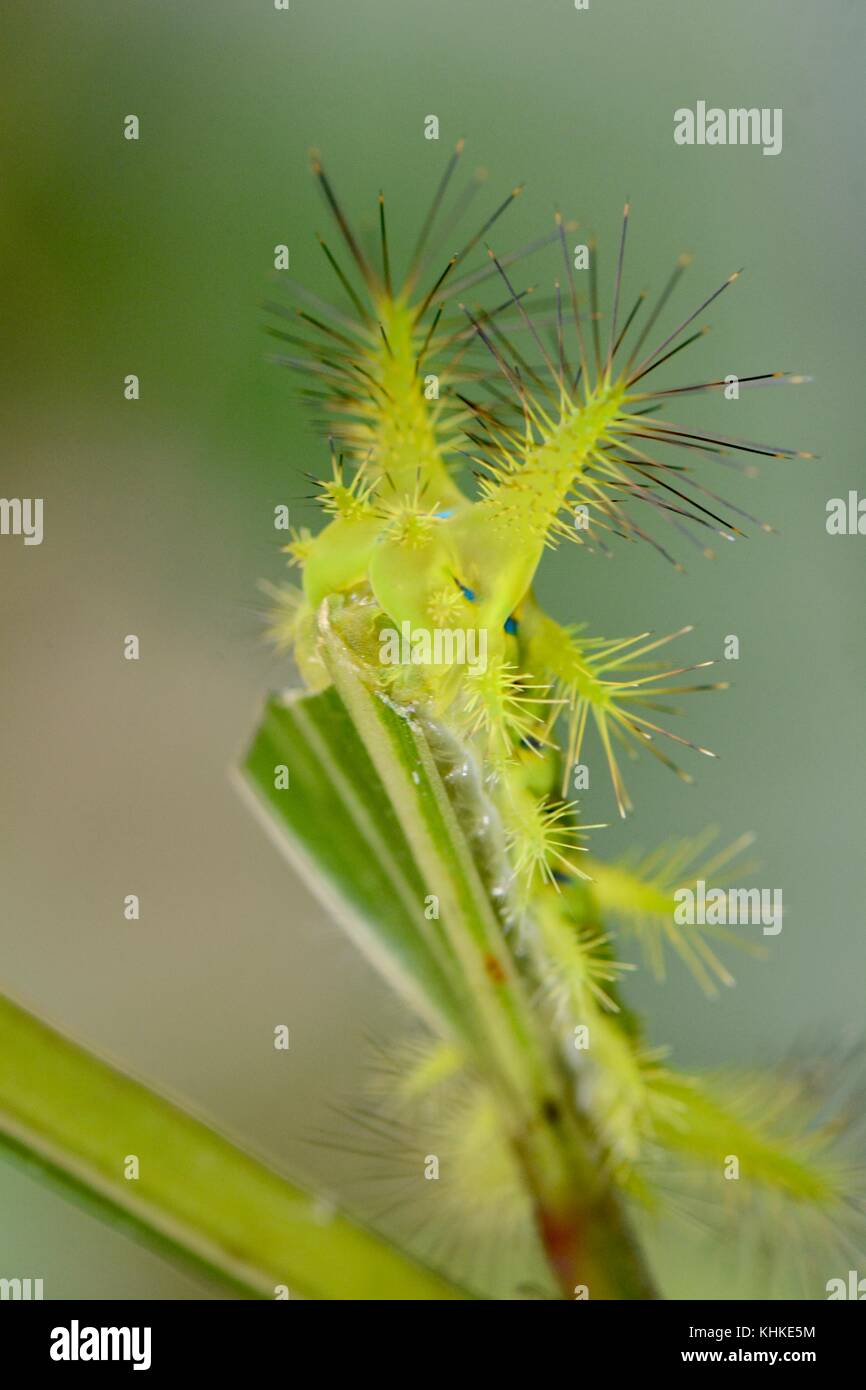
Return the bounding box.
[454,576,517,633]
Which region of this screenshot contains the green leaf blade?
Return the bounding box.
[0,995,470,1300]
[241,686,467,1037]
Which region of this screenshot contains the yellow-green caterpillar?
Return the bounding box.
[266,147,808,827]
[258,151,866,1295]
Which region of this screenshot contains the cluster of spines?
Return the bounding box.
[265,146,816,865]
[456,200,813,569]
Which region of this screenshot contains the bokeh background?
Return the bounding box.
[1,0,864,1298]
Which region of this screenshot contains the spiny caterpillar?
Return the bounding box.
[266,144,809,821]
[261,148,864,1298]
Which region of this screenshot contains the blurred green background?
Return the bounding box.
[1,0,864,1298]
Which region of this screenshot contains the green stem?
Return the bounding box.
[0,995,471,1301]
[321,603,658,1300]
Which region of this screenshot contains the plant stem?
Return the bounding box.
[0,995,471,1300]
[321,604,659,1300]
